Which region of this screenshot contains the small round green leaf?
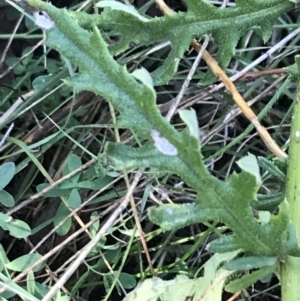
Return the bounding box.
[0,162,15,190]
[0,212,11,231]
[14,64,25,75]
[54,203,72,236]
[8,219,31,238]
[32,74,55,91]
[0,190,15,207]
[67,188,81,208]
[118,273,137,289]
[65,154,82,175]
[0,212,11,223]
[6,253,45,272]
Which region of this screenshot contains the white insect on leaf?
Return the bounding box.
[33,11,55,31]
[151,129,178,156]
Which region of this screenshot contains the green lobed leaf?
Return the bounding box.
[225,266,276,293]
[252,192,284,212]
[28,0,160,136]
[73,0,292,84]
[207,236,245,254]
[26,0,296,259]
[105,142,207,190]
[107,144,295,257]
[257,156,286,182]
[223,256,278,271]
[148,203,217,231]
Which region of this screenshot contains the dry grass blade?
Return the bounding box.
[40,168,145,301]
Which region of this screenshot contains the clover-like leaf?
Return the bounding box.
[6,253,45,272]
[0,162,15,190]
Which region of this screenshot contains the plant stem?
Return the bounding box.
[281,57,300,301]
